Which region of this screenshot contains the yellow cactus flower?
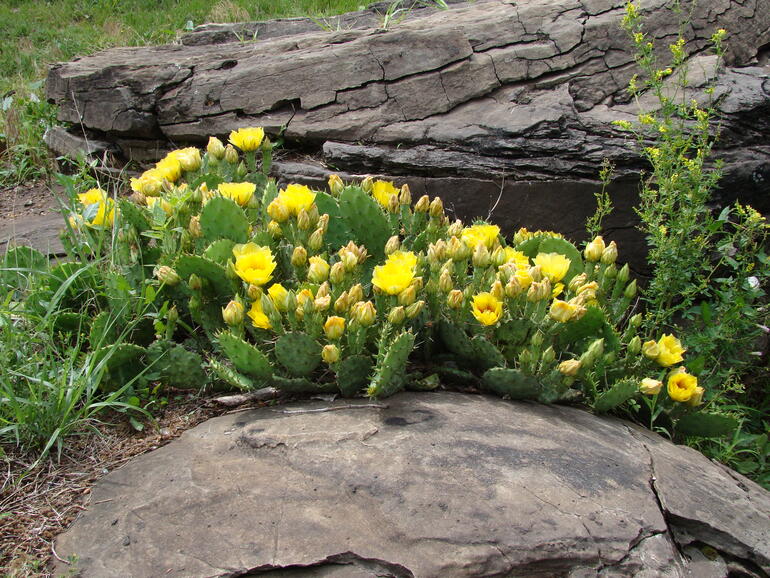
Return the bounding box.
[229,126,265,151]
[642,340,660,359]
[502,247,530,270]
[371,180,399,207]
[513,268,534,290]
[170,147,202,172]
[639,378,663,395]
[584,236,606,262]
[232,243,276,286]
[461,224,501,249]
[324,316,346,340]
[322,344,340,364]
[267,283,290,311]
[217,182,256,206]
[372,251,418,295]
[77,188,115,226]
[558,359,582,376]
[307,256,330,283]
[130,170,164,197]
[296,288,314,309]
[154,155,182,182]
[276,184,316,217]
[471,292,503,326]
[247,299,271,330]
[549,299,578,322]
[656,334,686,367]
[667,369,698,402]
[533,253,571,283]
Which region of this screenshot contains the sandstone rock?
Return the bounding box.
[55,392,770,577]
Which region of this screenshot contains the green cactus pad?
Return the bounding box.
[275,332,322,377]
[94,343,147,392]
[519,236,583,283]
[407,373,440,391]
[89,311,119,348]
[147,341,207,389]
[556,306,619,352]
[339,186,391,258]
[433,365,478,386]
[471,335,506,370]
[314,191,352,251]
[118,199,151,232]
[482,367,540,400]
[203,239,237,264]
[367,331,415,398]
[174,255,236,301]
[52,311,90,335]
[216,332,272,381]
[208,357,255,391]
[438,319,476,359]
[1,245,48,292]
[200,196,249,243]
[593,379,638,412]
[272,375,337,393]
[675,412,738,438]
[335,355,373,397]
[495,319,532,347]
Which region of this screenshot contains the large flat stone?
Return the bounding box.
[55,392,770,577]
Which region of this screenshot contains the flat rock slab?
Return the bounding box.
[56,392,770,577]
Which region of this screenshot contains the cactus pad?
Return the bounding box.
[275,332,322,377]
[367,331,415,398]
[675,413,738,438]
[471,335,506,370]
[147,341,207,389]
[519,236,583,283]
[203,239,237,264]
[94,343,147,392]
[482,367,540,400]
[272,375,337,393]
[174,255,236,301]
[200,196,249,243]
[118,199,151,232]
[314,191,352,251]
[216,332,272,382]
[208,357,255,391]
[338,186,391,258]
[592,379,638,412]
[335,355,373,397]
[438,319,476,359]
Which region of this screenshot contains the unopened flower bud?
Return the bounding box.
[207,137,226,160]
[642,340,660,359]
[687,386,705,407]
[267,199,289,223]
[323,316,346,340]
[188,215,203,238]
[307,228,324,252]
[472,243,491,268]
[341,251,358,272]
[601,241,618,264]
[399,183,412,206]
[447,219,464,238]
[155,265,181,286]
[329,262,346,285]
[513,228,530,246]
[558,359,582,376]
[307,257,330,284]
[639,378,663,395]
[629,313,643,328]
[398,285,416,306]
[317,213,330,234]
[291,246,308,267]
[490,279,505,301]
[429,196,444,218]
[627,335,642,355]
[385,235,401,255]
[247,284,262,301]
[406,300,425,318]
[529,265,543,283]
[328,174,344,196]
[316,281,331,299]
[439,269,453,292]
[334,291,349,313]
[541,346,556,365]
[584,236,606,262]
[491,247,506,268]
[130,191,147,206]
[222,300,245,326]
[505,276,523,297]
[447,289,464,309]
[266,220,282,239]
[314,294,331,311]
[414,194,430,213]
[388,306,406,324]
[531,332,544,348]
[224,144,239,165]
[167,305,179,325]
[188,273,203,291]
[387,194,399,214]
[617,263,630,284]
[569,273,588,293]
[322,344,341,364]
[348,283,364,304]
[624,279,638,299]
[580,338,605,368]
[297,209,311,231]
[360,176,374,193]
[519,348,534,366]
[236,160,247,178]
[351,300,376,326]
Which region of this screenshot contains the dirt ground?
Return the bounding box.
[0,180,66,256]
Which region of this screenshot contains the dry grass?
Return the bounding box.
[0,395,229,576]
[207,0,252,24]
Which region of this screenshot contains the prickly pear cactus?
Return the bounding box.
[438,319,475,360]
[94,343,147,392]
[146,340,208,389]
[274,332,321,377]
[208,357,255,391]
[174,255,237,299]
[203,239,237,264]
[592,379,638,412]
[200,196,249,243]
[482,367,541,400]
[338,186,391,258]
[313,191,352,251]
[675,413,739,438]
[216,331,272,382]
[272,375,337,393]
[117,199,151,232]
[471,335,506,370]
[367,331,416,398]
[335,355,373,397]
[518,236,583,282]
[556,306,619,351]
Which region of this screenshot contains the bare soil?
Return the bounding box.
[0,181,66,256]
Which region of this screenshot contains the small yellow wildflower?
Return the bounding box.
[229,127,265,151]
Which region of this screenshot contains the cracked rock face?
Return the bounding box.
[55,392,770,577]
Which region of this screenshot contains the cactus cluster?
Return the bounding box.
[61,126,736,439]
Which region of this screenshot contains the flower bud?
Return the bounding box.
[307,204,319,227]
[188,273,203,291]
[617,263,630,284]
[568,273,588,293]
[513,228,530,246]
[297,209,311,230]
[307,257,330,284]
[351,300,376,326]
[447,219,464,238]
[224,144,239,165]
[388,306,406,324]
[399,183,412,206]
[247,284,262,301]
[323,316,346,340]
[541,346,556,365]
[236,161,247,178]
[448,236,470,261]
[316,281,331,299]
[341,251,358,272]
[558,359,582,376]
[531,331,544,348]
[490,279,505,301]
[505,276,523,298]
[396,285,415,307]
[329,262,346,285]
[414,194,430,213]
[385,235,401,255]
[642,340,660,359]
[629,313,643,328]
[360,176,374,193]
[627,335,642,355]
[222,300,245,326]
[207,137,226,160]
[624,279,638,299]
[268,283,290,312]
[328,174,344,196]
[519,348,534,366]
[130,191,147,206]
[291,246,308,268]
[347,283,363,304]
[397,299,420,320]
[687,386,705,407]
[491,247,506,268]
[314,294,331,311]
[155,265,181,286]
[639,378,663,395]
[267,199,290,223]
[438,269,453,293]
[308,228,324,251]
[472,243,491,268]
[167,305,179,325]
[387,194,400,214]
[188,215,203,238]
[429,196,444,218]
[334,291,349,313]
[529,265,543,283]
[580,338,605,368]
[447,289,464,309]
[601,241,618,264]
[322,344,341,364]
[267,220,283,239]
[584,236,605,262]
